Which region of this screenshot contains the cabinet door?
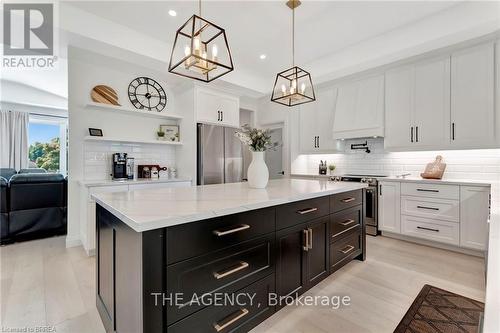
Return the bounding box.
[384,66,414,150]
[219,95,240,128]
[275,223,308,301]
[298,102,318,153]
[196,89,220,124]
[451,43,495,147]
[460,186,490,251]
[305,216,329,288]
[378,181,401,233]
[317,87,341,152]
[414,57,451,148]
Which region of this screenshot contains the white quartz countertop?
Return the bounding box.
[484,210,500,332]
[92,178,367,232]
[79,177,192,187]
[291,173,492,187]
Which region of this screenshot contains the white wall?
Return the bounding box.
[67,47,183,247]
[292,138,500,208]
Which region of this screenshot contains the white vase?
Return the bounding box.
[247,151,269,189]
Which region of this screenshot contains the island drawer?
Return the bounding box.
[168,274,275,333]
[166,207,275,264]
[276,197,329,230]
[330,226,362,272]
[330,205,362,241]
[166,235,275,325]
[330,190,363,213]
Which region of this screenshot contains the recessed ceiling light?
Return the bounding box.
[168,9,177,17]
[259,54,267,60]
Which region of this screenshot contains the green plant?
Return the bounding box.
[28,138,60,171]
[234,124,279,152]
[328,164,336,171]
[157,130,165,137]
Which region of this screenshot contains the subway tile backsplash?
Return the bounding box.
[83,141,176,180]
[292,138,500,206]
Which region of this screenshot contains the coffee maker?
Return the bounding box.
[112,153,128,180]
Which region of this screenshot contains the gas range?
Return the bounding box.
[330,174,388,186]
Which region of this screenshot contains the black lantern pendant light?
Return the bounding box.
[271,0,315,107]
[168,0,234,82]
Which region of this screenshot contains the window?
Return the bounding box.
[28,115,68,175]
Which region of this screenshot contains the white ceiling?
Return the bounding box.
[67,1,461,84]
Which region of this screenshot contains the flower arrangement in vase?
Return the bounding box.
[235,125,279,188]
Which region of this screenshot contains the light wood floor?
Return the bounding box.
[0,236,485,333]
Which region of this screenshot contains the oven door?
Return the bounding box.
[364,186,378,235]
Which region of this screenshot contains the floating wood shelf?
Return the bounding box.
[85,102,183,120]
[84,136,182,146]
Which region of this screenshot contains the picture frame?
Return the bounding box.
[89,128,103,137]
[160,125,180,142]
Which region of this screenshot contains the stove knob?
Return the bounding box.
[360,178,366,183]
[366,178,372,184]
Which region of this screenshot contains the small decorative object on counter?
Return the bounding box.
[421,155,447,179]
[91,85,120,106]
[328,164,336,175]
[319,160,327,175]
[157,129,165,140]
[160,124,180,142]
[88,128,103,137]
[235,125,279,189]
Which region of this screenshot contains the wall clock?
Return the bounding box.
[128,77,167,112]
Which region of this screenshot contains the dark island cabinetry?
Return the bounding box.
[96,189,365,333]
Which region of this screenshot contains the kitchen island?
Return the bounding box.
[92,179,367,333]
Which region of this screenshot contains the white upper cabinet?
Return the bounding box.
[413,57,451,148]
[298,87,342,153]
[385,56,451,150]
[195,87,240,128]
[450,43,495,148]
[332,74,384,139]
[384,66,414,149]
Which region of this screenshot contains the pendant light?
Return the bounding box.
[271,0,315,107]
[168,0,234,82]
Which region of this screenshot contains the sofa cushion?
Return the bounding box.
[0,168,17,180]
[9,174,66,211]
[18,168,47,174]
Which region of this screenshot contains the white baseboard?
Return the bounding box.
[65,235,82,248]
[381,231,485,257]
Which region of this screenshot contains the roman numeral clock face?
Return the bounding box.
[128,77,167,112]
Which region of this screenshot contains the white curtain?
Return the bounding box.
[0,110,29,170]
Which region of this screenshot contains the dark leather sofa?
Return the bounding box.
[0,170,67,244]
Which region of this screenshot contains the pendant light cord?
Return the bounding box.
[292,2,295,67]
[199,0,202,17]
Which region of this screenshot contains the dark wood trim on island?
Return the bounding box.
[96,189,365,333]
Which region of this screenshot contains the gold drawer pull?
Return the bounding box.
[297,207,318,215]
[213,224,250,236]
[339,219,355,226]
[339,245,355,254]
[213,261,249,280]
[341,197,356,203]
[213,308,249,332]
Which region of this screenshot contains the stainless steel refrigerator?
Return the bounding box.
[197,123,245,185]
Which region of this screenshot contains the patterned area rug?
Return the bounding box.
[394,284,484,333]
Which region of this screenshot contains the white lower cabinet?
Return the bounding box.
[401,215,459,246]
[378,181,401,233]
[460,186,490,250]
[378,181,490,252]
[79,180,192,255]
